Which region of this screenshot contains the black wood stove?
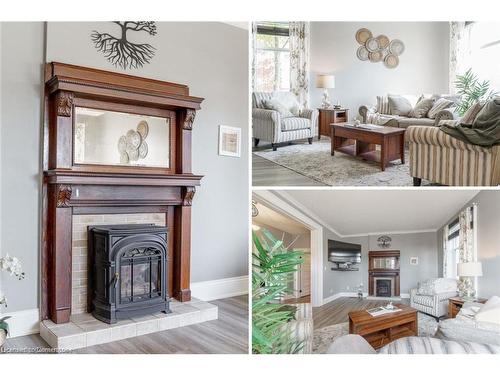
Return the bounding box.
[88,224,171,324]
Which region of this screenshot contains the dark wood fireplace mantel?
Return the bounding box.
[42,62,204,323]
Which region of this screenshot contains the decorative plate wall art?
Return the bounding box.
[355,28,405,69]
[356,46,370,61]
[117,120,150,164]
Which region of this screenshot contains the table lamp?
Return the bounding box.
[316,74,335,109]
[457,262,483,300]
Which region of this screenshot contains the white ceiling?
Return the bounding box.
[253,202,309,235]
[282,190,479,236]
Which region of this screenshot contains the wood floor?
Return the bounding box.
[313,297,410,330]
[252,154,325,186]
[3,295,248,354]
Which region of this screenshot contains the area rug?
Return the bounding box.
[312,313,438,353]
[254,138,430,186]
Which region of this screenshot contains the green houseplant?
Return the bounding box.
[455,69,492,116]
[252,229,304,354]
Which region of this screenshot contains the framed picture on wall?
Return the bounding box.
[219,125,241,157]
[410,257,419,265]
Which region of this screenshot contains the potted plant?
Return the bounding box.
[455,69,493,116]
[252,229,304,354]
[0,254,25,347]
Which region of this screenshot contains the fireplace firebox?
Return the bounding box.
[375,279,392,297]
[89,224,171,324]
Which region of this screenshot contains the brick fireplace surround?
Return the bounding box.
[41,62,206,328]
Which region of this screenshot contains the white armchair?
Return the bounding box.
[410,278,458,320]
[252,92,317,151]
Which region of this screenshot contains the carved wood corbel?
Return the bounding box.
[56,91,74,117]
[183,109,196,130]
[182,186,196,206]
[56,185,72,207]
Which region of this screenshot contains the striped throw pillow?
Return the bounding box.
[428,98,454,119]
[376,96,390,114]
[461,102,484,124]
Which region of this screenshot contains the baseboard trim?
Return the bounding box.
[322,292,368,305]
[191,275,248,301]
[0,308,40,338]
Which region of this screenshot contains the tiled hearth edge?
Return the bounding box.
[40,298,217,350]
[2,275,248,339]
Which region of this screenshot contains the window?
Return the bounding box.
[254,22,290,92]
[444,218,460,279]
[468,22,500,91]
[443,208,474,279]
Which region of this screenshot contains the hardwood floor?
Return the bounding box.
[3,295,248,354]
[252,154,325,186]
[313,297,409,330]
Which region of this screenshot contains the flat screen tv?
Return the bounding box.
[328,240,361,271]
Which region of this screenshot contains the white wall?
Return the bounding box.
[310,22,450,118]
[0,22,248,318]
[0,22,45,313]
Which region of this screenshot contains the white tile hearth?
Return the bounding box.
[40,298,218,350]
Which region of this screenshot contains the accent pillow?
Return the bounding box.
[388,95,413,116]
[475,296,500,325]
[461,102,485,125]
[263,99,294,118]
[376,96,391,115]
[274,93,301,116]
[409,98,434,118]
[428,98,454,119]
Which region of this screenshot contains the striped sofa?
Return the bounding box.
[252,92,318,151]
[407,126,500,186]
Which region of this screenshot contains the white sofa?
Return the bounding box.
[410,278,458,319]
[252,92,318,151]
[436,299,500,346]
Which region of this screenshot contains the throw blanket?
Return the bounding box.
[440,99,500,147]
[379,336,500,354]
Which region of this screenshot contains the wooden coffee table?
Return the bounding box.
[330,122,405,171]
[348,304,418,349]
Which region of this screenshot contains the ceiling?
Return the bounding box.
[282,190,479,236]
[253,202,309,235]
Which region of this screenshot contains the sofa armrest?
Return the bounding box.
[406,126,489,152]
[252,108,281,142]
[299,108,318,134]
[252,108,281,123]
[410,288,418,299]
[435,107,460,126]
[359,105,377,123]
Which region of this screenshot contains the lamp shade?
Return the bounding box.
[457,262,483,277]
[316,74,335,89]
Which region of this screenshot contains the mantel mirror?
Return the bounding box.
[74,107,170,168]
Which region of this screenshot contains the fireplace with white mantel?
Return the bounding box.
[39,63,218,350]
[368,251,400,297]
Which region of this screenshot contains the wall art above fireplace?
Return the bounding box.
[42,62,204,324]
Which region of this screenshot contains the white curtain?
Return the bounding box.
[442,225,449,277]
[458,206,474,263]
[251,22,258,91]
[289,22,310,108]
[449,22,472,94]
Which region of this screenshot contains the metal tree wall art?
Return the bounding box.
[91,21,157,70]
